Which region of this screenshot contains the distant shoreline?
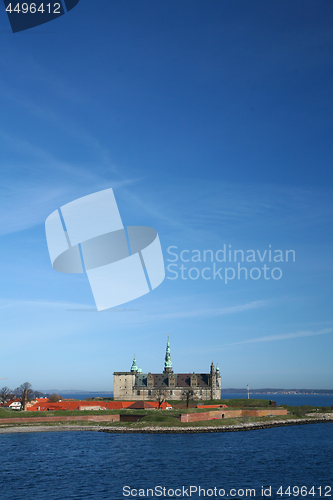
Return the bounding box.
[39,390,333,395]
[221,390,333,395]
[0,417,332,434]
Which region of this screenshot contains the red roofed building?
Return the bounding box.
[126,401,155,410]
[27,400,134,412]
[159,402,173,410]
[27,398,49,408]
[4,399,22,410]
[104,401,133,410]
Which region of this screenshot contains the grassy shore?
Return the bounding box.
[0,399,332,433]
[0,398,275,419]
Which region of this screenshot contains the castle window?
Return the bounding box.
[170,390,173,395]
[137,390,140,396]
[148,390,151,396]
[200,389,203,396]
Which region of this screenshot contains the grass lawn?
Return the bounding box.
[1,398,331,430]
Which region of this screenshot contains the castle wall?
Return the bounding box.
[113,365,221,402]
[114,379,222,401]
[113,372,136,400]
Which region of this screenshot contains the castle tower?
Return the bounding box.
[210,362,216,399]
[130,355,138,373]
[216,364,221,395]
[164,336,173,373]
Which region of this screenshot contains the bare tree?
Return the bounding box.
[14,382,34,411]
[14,382,34,399]
[152,388,167,409]
[0,386,13,405]
[181,389,194,409]
[22,388,28,411]
[48,394,62,402]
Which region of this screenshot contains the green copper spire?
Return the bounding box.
[131,355,138,372]
[164,336,172,371]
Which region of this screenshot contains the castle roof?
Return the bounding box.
[131,355,138,372]
[134,373,211,388]
[164,337,172,370]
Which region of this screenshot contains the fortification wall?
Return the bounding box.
[0,415,120,424]
[181,410,242,422]
[181,408,288,423]
[242,409,288,417]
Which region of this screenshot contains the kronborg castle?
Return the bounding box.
[113,339,221,401]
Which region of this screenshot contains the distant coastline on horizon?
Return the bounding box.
[222,389,333,395]
[37,388,333,396]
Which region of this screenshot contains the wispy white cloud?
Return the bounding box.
[0,49,131,184]
[0,132,140,236]
[227,327,333,346]
[0,299,90,310]
[0,46,87,106]
[0,298,140,313]
[147,299,268,320]
[0,179,136,237]
[0,52,142,234]
[98,176,333,251]
[0,297,265,320]
[165,180,332,228]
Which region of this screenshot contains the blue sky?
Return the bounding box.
[0,1,332,392]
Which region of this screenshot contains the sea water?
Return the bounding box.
[0,423,332,500]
